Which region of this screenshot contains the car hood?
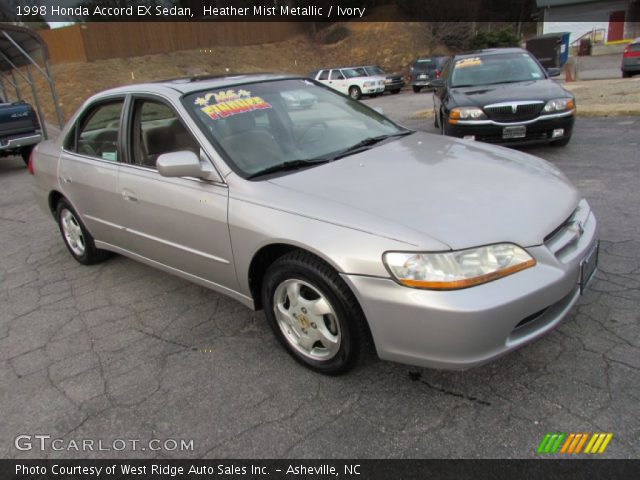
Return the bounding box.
[264,133,580,250]
[451,79,571,107]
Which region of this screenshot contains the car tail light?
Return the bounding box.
[27,150,35,175]
[624,45,640,57]
[32,109,41,131]
[435,69,441,78]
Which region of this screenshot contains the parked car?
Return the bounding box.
[31,74,598,375]
[622,37,640,78]
[358,65,404,94]
[432,48,575,147]
[409,56,447,93]
[308,67,385,100]
[0,98,42,165]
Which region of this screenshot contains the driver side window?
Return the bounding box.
[130,99,200,169]
[72,101,124,162]
[330,70,345,80]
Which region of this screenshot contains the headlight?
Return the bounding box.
[383,244,535,290]
[543,98,575,113]
[449,107,487,122]
[363,81,375,87]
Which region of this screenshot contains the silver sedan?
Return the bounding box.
[30,74,598,374]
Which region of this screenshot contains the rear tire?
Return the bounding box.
[391,89,401,94]
[622,71,632,78]
[55,199,110,265]
[261,251,369,375]
[348,86,362,100]
[412,86,422,93]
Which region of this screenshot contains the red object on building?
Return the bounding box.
[608,11,625,42]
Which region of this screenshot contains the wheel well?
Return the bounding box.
[48,191,64,216]
[248,244,301,310]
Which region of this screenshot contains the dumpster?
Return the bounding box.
[526,32,571,69]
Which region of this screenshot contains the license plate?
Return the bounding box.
[502,125,526,139]
[580,241,599,294]
[419,74,427,79]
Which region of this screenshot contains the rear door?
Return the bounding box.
[58,97,127,247]
[116,95,237,290]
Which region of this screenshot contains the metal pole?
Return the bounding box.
[26,65,48,139]
[10,70,21,100]
[2,32,51,80]
[44,59,63,128]
[0,76,6,102]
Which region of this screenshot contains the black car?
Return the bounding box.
[409,56,447,93]
[359,65,404,94]
[432,48,575,147]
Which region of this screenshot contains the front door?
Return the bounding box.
[328,70,348,95]
[117,97,238,291]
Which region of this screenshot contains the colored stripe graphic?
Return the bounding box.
[539,433,613,454]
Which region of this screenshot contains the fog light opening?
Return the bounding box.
[463,135,476,141]
[552,128,565,138]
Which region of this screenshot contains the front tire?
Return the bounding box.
[391,89,401,94]
[412,86,422,93]
[56,199,110,265]
[348,86,362,100]
[261,251,368,375]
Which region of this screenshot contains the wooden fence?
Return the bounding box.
[39,22,307,64]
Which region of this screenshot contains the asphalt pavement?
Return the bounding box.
[1,93,638,459]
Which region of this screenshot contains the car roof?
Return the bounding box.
[453,48,528,59]
[96,73,299,97]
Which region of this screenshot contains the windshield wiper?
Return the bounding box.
[246,159,329,179]
[328,131,413,161]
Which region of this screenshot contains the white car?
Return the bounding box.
[309,67,385,100]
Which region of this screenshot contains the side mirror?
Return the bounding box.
[157,150,204,178]
[373,106,385,115]
[547,67,561,77]
[430,79,445,88]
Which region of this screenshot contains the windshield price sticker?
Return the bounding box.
[194,89,272,120]
[455,57,483,68]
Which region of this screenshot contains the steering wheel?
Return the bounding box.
[298,121,328,145]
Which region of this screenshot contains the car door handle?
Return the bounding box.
[61,175,72,184]
[122,190,138,203]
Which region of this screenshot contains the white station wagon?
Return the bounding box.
[309,67,385,100]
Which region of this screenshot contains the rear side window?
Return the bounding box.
[330,70,345,80]
[69,100,124,162]
[318,70,329,80]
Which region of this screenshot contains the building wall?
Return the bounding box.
[541,0,633,42]
[39,22,307,64]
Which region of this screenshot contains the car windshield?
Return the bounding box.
[451,52,546,87]
[365,66,385,75]
[184,79,408,178]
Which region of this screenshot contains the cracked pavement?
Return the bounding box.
[1,103,638,459]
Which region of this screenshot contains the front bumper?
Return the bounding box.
[384,81,405,91]
[341,201,597,370]
[447,111,575,146]
[364,86,385,95]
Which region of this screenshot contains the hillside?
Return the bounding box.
[25,22,441,127]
